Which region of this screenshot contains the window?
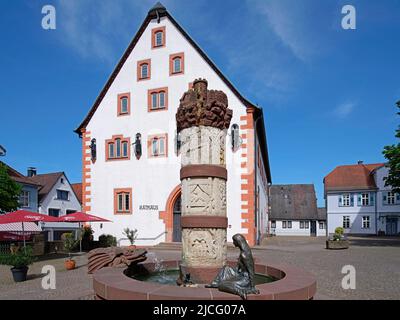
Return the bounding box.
[169,53,185,75]
[106,135,131,161]
[118,93,130,116]
[151,26,166,48]
[48,208,60,217]
[387,192,395,205]
[57,190,69,201]
[271,221,276,228]
[148,134,168,157]
[343,216,350,229]
[362,216,370,229]
[361,193,370,206]
[282,221,292,229]
[148,88,168,111]
[341,194,351,206]
[66,210,76,215]
[319,222,325,229]
[282,221,287,229]
[301,221,309,229]
[287,221,292,229]
[114,188,132,214]
[19,191,30,208]
[137,59,151,81]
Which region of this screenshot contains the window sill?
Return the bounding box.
[148,107,167,113]
[114,211,132,215]
[170,71,184,76]
[106,157,130,162]
[138,77,150,82]
[117,112,130,117]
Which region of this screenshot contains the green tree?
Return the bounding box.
[383,101,400,193]
[0,163,22,213]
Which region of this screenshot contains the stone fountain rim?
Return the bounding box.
[93,260,317,300]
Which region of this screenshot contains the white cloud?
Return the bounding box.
[334,102,356,118]
[56,0,156,63]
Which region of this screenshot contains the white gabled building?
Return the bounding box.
[28,171,81,241]
[325,162,400,236]
[74,3,272,246]
[269,184,327,237]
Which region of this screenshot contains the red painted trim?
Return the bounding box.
[147,133,168,158]
[169,52,185,76]
[82,130,92,214]
[151,26,166,49]
[240,110,256,246]
[117,93,131,117]
[137,59,151,81]
[105,135,131,161]
[113,188,133,215]
[159,185,181,242]
[147,87,168,112]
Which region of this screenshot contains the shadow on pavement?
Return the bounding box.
[349,236,400,247]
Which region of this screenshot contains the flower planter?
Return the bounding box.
[326,239,349,250]
[11,266,29,282]
[65,259,76,270]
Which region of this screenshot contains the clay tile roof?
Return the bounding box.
[324,163,385,192]
[71,183,82,205]
[0,161,40,187]
[28,172,64,202]
[270,184,319,220]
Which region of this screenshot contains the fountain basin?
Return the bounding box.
[93,260,316,300]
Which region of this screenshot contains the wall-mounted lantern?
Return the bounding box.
[90,138,97,162]
[230,124,241,152]
[133,133,142,159]
[175,131,182,156]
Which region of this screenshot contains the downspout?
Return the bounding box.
[375,190,378,235]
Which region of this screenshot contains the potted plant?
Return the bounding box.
[123,228,138,249]
[326,227,349,250]
[62,232,79,270]
[0,246,35,282]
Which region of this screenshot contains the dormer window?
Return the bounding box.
[137,59,151,81]
[117,93,131,116]
[152,26,166,49]
[148,87,168,112]
[169,53,184,76]
[106,135,131,161]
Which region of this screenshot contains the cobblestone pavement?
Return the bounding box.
[0,236,399,300]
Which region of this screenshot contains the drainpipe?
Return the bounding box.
[375,190,378,236]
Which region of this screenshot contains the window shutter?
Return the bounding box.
[357,194,362,206]
[370,193,375,206]
[383,192,387,204]
[338,195,342,206]
[350,195,354,206]
[396,193,400,204]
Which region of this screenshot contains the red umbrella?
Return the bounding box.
[59,212,111,252]
[59,212,111,223]
[0,210,61,248]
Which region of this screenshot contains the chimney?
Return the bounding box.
[357,161,364,165]
[27,167,37,177]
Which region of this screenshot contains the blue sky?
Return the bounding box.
[1,0,399,206]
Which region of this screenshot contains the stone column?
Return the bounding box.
[176,79,233,284]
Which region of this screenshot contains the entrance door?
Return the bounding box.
[172,196,182,242]
[310,221,317,237]
[386,217,398,236]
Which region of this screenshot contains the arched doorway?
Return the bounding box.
[172,196,182,242]
[159,185,181,243]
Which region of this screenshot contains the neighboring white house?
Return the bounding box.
[28,170,82,241]
[325,162,400,236]
[74,3,272,246]
[269,185,327,237]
